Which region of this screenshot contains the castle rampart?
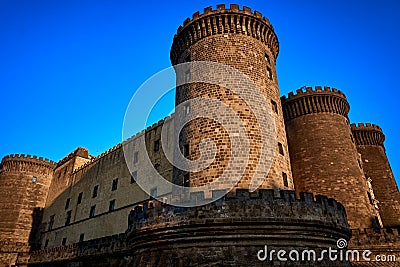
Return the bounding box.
[25,189,351,266]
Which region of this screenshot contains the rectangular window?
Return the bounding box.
[62,238,67,246]
[183,173,190,187]
[282,172,289,187]
[184,104,190,115]
[79,234,85,243]
[183,144,190,157]
[131,171,137,184]
[112,178,118,191]
[77,192,83,205]
[109,199,116,212]
[48,215,55,231]
[185,70,191,82]
[267,67,273,80]
[92,185,99,198]
[278,142,284,156]
[65,210,72,226]
[44,239,49,248]
[133,151,139,164]
[65,198,70,210]
[89,205,96,218]
[154,140,160,152]
[150,188,157,198]
[271,100,278,113]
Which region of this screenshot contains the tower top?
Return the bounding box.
[351,123,385,146]
[281,86,349,121]
[170,4,279,65]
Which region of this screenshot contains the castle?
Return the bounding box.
[1,4,400,266]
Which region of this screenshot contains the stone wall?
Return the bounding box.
[281,86,380,229]
[170,4,294,192]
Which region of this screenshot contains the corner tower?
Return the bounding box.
[351,123,400,227]
[170,4,293,191]
[0,154,54,265]
[281,86,379,229]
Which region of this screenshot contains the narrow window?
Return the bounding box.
[183,144,190,157]
[265,53,270,64]
[185,70,191,82]
[65,198,70,210]
[112,178,118,191]
[278,142,284,156]
[184,103,190,115]
[62,238,67,246]
[150,188,157,198]
[282,172,288,187]
[44,239,49,248]
[154,140,160,152]
[183,173,190,187]
[79,234,85,243]
[92,185,99,198]
[64,166,68,174]
[271,100,278,113]
[48,215,55,231]
[131,171,137,184]
[77,192,83,205]
[89,205,96,218]
[65,210,72,226]
[109,199,116,212]
[133,151,139,164]
[267,67,273,80]
[32,176,37,183]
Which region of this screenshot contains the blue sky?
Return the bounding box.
[1,0,399,185]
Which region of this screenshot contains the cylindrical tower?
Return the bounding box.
[0,154,54,245]
[351,123,400,227]
[281,86,379,229]
[170,4,293,191]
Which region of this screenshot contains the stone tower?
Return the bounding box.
[170,4,293,192]
[281,86,379,229]
[0,154,54,265]
[351,123,400,227]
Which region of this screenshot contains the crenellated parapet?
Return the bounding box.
[0,154,55,175]
[351,123,385,146]
[281,86,349,121]
[170,4,279,65]
[124,189,351,266]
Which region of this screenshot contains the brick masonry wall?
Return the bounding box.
[40,118,174,248]
[282,87,379,229]
[27,189,351,266]
[351,123,400,227]
[0,155,54,266]
[171,4,293,192]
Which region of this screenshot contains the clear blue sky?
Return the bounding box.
[1,0,399,185]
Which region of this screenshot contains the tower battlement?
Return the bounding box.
[281,86,349,121]
[1,154,55,174]
[351,123,385,146]
[171,4,279,65]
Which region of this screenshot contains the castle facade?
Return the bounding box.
[1,4,399,266]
